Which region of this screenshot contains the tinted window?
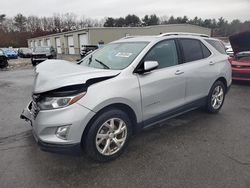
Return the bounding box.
[180,39,203,62]
[205,39,227,54]
[201,42,211,58]
[144,40,178,69]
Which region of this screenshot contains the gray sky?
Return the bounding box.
[1,0,250,21]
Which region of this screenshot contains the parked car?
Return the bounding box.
[0,49,8,68]
[228,31,250,81]
[1,48,18,59]
[80,45,98,59]
[31,46,57,66]
[18,47,33,58]
[21,33,232,162]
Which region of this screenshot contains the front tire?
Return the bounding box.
[83,109,132,162]
[206,80,226,113]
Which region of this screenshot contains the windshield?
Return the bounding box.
[236,51,250,61]
[2,48,14,53]
[34,47,50,53]
[22,48,32,53]
[78,42,149,70]
[0,50,4,55]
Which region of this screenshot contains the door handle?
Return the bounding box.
[209,61,215,65]
[175,70,184,75]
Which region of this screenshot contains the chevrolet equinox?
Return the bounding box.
[21,33,232,161]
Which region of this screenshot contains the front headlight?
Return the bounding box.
[37,92,86,110]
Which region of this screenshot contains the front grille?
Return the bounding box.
[33,54,46,58]
[232,72,250,78]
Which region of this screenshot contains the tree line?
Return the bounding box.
[104,14,250,37]
[0,13,249,47]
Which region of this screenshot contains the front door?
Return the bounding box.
[137,39,186,122]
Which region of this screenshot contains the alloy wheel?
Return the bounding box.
[95,118,127,156]
[211,85,224,110]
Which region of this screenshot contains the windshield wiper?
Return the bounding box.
[95,58,110,69]
[88,54,93,65]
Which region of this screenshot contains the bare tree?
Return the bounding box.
[53,13,63,32]
[2,17,15,32]
[63,13,77,30]
[27,16,41,32]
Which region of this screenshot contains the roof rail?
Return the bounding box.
[121,36,136,40]
[158,32,209,38]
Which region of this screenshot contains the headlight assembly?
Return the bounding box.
[37,92,86,110]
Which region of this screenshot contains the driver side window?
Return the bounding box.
[144,40,179,69]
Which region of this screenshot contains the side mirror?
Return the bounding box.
[144,61,159,72]
[135,61,159,74]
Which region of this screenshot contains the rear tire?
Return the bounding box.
[83,109,132,162]
[206,80,226,113]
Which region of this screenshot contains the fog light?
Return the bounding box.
[55,125,70,140]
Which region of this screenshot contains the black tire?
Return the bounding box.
[31,60,36,66]
[0,59,8,69]
[4,59,8,68]
[206,80,226,113]
[83,109,132,162]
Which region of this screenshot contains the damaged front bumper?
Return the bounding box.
[20,101,37,125]
[20,101,96,155]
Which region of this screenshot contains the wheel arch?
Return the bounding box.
[215,77,228,92]
[81,103,138,147]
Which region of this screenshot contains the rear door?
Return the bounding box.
[178,38,216,103]
[137,39,186,122]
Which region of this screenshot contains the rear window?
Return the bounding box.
[205,39,227,54]
[201,43,211,58]
[180,39,203,62]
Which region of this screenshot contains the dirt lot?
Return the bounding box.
[0,66,250,188]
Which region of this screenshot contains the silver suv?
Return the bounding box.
[21,33,232,161]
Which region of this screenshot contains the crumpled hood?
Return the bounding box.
[229,31,250,55]
[33,60,120,94]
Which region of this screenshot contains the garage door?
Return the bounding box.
[68,36,75,54]
[79,34,88,52]
[55,38,61,54]
[46,39,51,47]
[31,41,34,48]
